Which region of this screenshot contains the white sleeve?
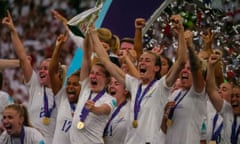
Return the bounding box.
[152,129,166,144]
[0,131,10,144]
[69,31,84,48]
[30,128,46,144]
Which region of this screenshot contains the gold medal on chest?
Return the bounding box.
[132,120,138,128]
[77,121,85,130]
[42,117,50,125]
[167,119,172,127]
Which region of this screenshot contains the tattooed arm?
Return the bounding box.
[187,44,205,93]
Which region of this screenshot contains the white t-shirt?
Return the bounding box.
[220,100,240,144]
[0,126,45,144]
[52,87,75,144]
[70,78,116,144]
[124,75,170,144]
[165,87,207,144]
[205,99,223,143]
[104,101,130,144]
[26,71,57,144]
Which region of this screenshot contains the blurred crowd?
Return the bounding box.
[0,0,95,103]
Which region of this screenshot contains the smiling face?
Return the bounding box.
[107,77,128,104]
[218,82,233,103]
[66,74,81,103]
[231,87,240,115]
[179,61,192,90]
[37,59,51,87]
[138,52,160,84]
[89,64,109,93]
[2,108,23,136]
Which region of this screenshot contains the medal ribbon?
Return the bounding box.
[70,102,76,113]
[79,89,106,122]
[103,100,127,136]
[11,126,25,144]
[20,126,25,144]
[134,79,157,121]
[168,90,188,120]
[211,113,223,144]
[43,87,56,118]
[231,115,240,144]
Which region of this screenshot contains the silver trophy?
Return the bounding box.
[67,0,104,37]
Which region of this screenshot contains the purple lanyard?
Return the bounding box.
[43,87,56,117]
[79,89,106,122]
[231,115,240,144]
[11,127,25,144]
[20,127,25,144]
[134,79,157,120]
[168,90,188,120]
[211,113,223,143]
[103,100,127,136]
[70,102,76,113]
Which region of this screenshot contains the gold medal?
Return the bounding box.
[42,117,50,125]
[209,141,216,144]
[167,119,172,127]
[77,121,85,130]
[132,120,138,128]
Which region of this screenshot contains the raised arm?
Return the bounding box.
[187,39,205,93]
[80,30,93,81]
[202,29,214,54]
[118,49,140,78]
[165,15,187,87]
[206,54,224,112]
[201,29,224,87]
[134,18,145,60]
[49,34,68,95]
[52,10,84,48]
[52,10,68,28]
[211,53,224,87]
[2,11,32,82]
[89,30,126,85]
[0,59,20,69]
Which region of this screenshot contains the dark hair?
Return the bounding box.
[160,55,173,70]
[120,37,134,45]
[67,69,81,83]
[5,104,32,127]
[71,69,81,77]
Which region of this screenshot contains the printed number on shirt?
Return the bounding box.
[39,107,45,118]
[61,120,72,132]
